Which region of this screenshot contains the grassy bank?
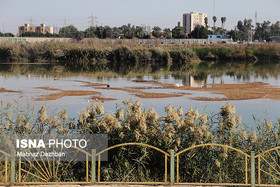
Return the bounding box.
[0,40,280,66]
[194,43,280,60]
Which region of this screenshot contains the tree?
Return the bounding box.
[213,16,217,32]
[103,26,113,38]
[172,26,185,39]
[75,31,84,41]
[94,26,104,38]
[221,17,226,29]
[121,24,135,39]
[213,27,226,35]
[21,32,54,37]
[163,28,172,39]
[236,19,253,41]
[254,21,271,41]
[135,27,145,39]
[228,29,241,41]
[152,26,162,38]
[59,25,79,38]
[3,33,14,37]
[85,26,96,38]
[270,21,280,36]
[112,27,121,38]
[191,25,208,39]
[204,17,208,28]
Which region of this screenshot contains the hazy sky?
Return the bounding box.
[1,0,280,34]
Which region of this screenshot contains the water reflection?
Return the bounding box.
[0,61,279,82]
[183,74,206,87]
[0,61,280,128]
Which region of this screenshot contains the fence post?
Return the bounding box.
[170,150,175,185]
[91,149,96,184]
[251,151,255,187]
[10,153,15,185]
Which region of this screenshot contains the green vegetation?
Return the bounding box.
[227,19,280,42]
[0,101,280,183]
[20,31,60,38]
[0,41,199,67]
[0,41,280,65]
[191,25,209,39]
[0,32,14,37]
[171,26,186,39]
[152,26,162,38]
[4,18,279,40]
[213,16,217,32]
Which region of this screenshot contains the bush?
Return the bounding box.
[1,101,280,183]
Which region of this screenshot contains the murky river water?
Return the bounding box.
[0,62,280,128]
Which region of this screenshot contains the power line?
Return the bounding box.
[88,12,97,27]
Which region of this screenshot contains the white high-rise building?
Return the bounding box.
[183,12,207,34]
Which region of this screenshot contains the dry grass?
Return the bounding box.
[90,96,117,102]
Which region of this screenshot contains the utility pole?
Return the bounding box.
[213,0,216,16]
[213,0,216,33]
[234,26,237,41]
[64,18,67,27]
[88,12,97,27]
[29,17,33,26]
[255,12,258,28]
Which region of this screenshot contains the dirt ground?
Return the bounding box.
[34,87,102,101]
[12,185,221,187]
[0,88,22,94]
[132,81,280,101]
[3,79,280,102]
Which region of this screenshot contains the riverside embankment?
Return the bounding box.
[0,40,279,67]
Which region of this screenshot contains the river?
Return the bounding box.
[0,61,279,129]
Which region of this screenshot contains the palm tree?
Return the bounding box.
[213,16,217,34]
[221,17,227,29]
[204,17,208,28]
[163,28,172,39]
[213,16,217,28]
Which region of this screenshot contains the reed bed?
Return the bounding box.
[0,41,279,66]
[0,100,280,183]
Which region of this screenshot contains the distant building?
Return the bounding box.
[177,21,183,27]
[183,74,206,88]
[183,12,207,34]
[18,24,53,36]
[140,24,151,35]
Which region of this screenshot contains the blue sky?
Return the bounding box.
[1,0,280,34]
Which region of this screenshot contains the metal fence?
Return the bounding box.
[1,143,280,186]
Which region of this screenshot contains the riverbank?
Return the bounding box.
[0,40,279,67]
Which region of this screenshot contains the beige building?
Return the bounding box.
[177,21,183,27]
[18,24,53,36]
[183,12,207,34]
